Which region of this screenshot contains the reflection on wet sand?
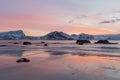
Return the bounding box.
[0,40,120,80]
[46,50,120,58]
[73,52,120,57]
[0,50,120,80]
[45,50,68,56]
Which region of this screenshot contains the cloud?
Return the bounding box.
[68,15,87,23]
[100,17,120,24]
[96,8,120,24]
[100,20,115,24]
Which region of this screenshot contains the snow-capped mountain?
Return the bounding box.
[40,32,120,40]
[77,33,94,40]
[0,30,25,40]
[0,30,120,40]
[25,36,41,40]
[94,34,120,40]
[40,31,74,40]
[71,34,78,40]
[71,33,94,40]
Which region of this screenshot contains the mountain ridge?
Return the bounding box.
[0,30,120,40]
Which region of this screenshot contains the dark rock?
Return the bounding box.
[13,42,19,44]
[44,43,48,46]
[23,42,32,45]
[16,58,30,63]
[76,40,91,45]
[95,40,118,44]
[95,40,109,44]
[41,41,45,43]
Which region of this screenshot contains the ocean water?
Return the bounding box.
[0,40,120,80]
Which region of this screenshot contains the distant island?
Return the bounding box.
[0,30,120,40]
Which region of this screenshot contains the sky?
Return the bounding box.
[0,0,120,36]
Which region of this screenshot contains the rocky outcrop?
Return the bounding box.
[16,58,30,63]
[76,40,91,45]
[95,40,118,44]
[23,42,32,45]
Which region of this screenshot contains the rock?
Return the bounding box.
[13,42,19,44]
[44,43,48,46]
[95,40,118,44]
[23,42,32,45]
[95,40,109,44]
[16,58,30,63]
[76,40,91,45]
[41,41,45,43]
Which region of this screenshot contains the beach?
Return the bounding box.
[0,40,120,80]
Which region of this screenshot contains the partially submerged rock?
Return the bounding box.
[41,41,45,43]
[44,43,48,46]
[23,42,32,45]
[76,40,91,45]
[95,40,118,44]
[16,58,30,63]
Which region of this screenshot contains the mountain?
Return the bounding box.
[40,31,74,40]
[25,36,41,40]
[71,34,78,40]
[39,32,120,40]
[0,30,120,40]
[71,33,94,40]
[94,34,120,40]
[0,30,25,40]
[77,33,94,40]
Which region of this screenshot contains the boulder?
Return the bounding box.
[76,40,91,45]
[16,58,30,63]
[13,42,19,44]
[44,43,48,46]
[95,40,118,44]
[23,42,32,45]
[95,40,109,44]
[41,41,45,43]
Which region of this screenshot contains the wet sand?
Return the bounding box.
[0,40,120,80]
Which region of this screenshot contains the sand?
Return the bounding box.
[0,40,120,80]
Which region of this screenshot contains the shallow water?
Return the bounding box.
[0,40,120,80]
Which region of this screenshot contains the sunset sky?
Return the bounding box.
[0,0,120,36]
